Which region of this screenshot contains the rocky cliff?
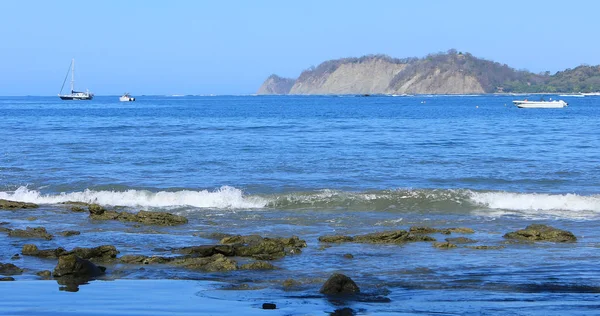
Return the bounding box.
[258,50,600,94]
[256,75,295,95]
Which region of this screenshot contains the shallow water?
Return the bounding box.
[1,95,600,314]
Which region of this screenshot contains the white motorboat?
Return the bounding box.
[119,93,135,102]
[58,59,94,100]
[512,99,568,108]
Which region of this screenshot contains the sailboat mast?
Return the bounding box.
[70,59,75,93]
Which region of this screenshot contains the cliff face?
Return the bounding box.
[256,75,295,95]
[289,58,407,94]
[257,51,600,95]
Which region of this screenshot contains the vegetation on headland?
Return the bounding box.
[258,49,600,94]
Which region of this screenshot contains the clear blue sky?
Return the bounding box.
[0,0,598,95]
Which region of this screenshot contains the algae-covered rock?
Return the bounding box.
[239,261,277,270]
[320,273,360,295]
[445,237,476,244]
[0,199,38,209]
[467,245,505,250]
[59,230,81,237]
[503,224,576,242]
[53,254,106,278]
[433,242,457,249]
[22,244,67,258]
[353,230,435,244]
[8,227,53,240]
[0,262,23,275]
[318,235,354,243]
[234,239,286,260]
[89,206,188,226]
[36,270,52,278]
[172,254,238,272]
[22,244,117,261]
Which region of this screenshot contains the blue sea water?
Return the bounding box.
[1,94,599,315]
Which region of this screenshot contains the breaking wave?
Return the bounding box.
[1,186,599,218]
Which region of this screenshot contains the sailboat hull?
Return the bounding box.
[59,95,93,100]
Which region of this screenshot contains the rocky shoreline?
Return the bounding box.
[0,199,579,296]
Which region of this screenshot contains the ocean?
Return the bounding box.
[0,94,599,315]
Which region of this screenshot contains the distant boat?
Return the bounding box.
[581,92,600,96]
[58,59,93,100]
[559,94,584,97]
[512,99,568,108]
[119,93,135,102]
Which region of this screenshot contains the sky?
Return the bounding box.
[0,0,598,95]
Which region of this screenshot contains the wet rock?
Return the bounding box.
[0,199,38,209]
[26,216,37,221]
[234,239,286,260]
[320,273,360,295]
[53,254,106,278]
[410,226,474,235]
[343,254,354,259]
[262,303,277,310]
[175,245,235,257]
[11,254,20,260]
[433,242,457,249]
[59,230,81,237]
[353,230,436,244]
[503,224,577,242]
[22,244,117,261]
[283,278,302,288]
[0,262,23,275]
[239,261,277,270]
[0,277,15,281]
[70,206,86,212]
[8,227,53,240]
[36,270,52,279]
[118,255,174,264]
[172,254,237,272]
[331,308,356,316]
[0,227,11,233]
[448,227,474,234]
[445,237,476,244]
[318,235,354,243]
[467,245,505,250]
[89,206,188,226]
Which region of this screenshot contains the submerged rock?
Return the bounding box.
[0,199,38,209]
[8,227,53,240]
[89,205,188,226]
[239,261,277,270]
[172,254,238,272]
[320,273,360,295]
[503,224,577,243]
[36,270,52,278]
[445,237,477,244]
[410,226,474,235]
[467,245,505,250]
[433,242,457,249]
[0,262,23,275]
[0,277,15,281]
[262,303,277,310]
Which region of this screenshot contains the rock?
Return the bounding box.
[257,74,295,95]
[0,262,23,275]
[433,242,457,249]
[445,237,476,244]
[447,227,474,234]
[318,235,354,243]
[0,227,11,233]
[331,308,356,316]
[467,245,505,250]
[320,273,360,295]
[353,230,435,244]
[0,277,15,281]
[53,254,106,278]
[410,226,474,235]
[22,244,117,261]
[503,224,577,242]
[234,239,286,260]
[283,279,302,288]
[8,227,53,240]
[172,254,237,272]
[11,254,20,260]
[89,207,188,226]
[59,230,81,237]
[36,270,52,278]
[262,303,277,310]
[118,255,174,265]
[343,254,354,259]
[26,216,37,221]
[240,261,277,270]
[0,199,38,209]
[176,245,235,257]
[70,206,86,212]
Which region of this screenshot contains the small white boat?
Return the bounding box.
[119,93,135,102]
[512,99,568,108]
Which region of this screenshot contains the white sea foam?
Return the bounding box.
[469,191,600,219]
[0,186,267,209]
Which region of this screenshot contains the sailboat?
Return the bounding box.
[58,59,94,100]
